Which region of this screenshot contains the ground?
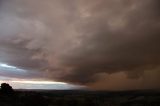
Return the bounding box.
[0,90,160,106]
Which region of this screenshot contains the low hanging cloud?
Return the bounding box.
[0,0,160,89]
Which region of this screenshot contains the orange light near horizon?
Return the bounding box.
[0,79,85,90]
[11,80,67,85]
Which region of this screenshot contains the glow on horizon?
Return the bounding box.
[0,63,84,89]
[11,80,67,85]
[0,80,80,89]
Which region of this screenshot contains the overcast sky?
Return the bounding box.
[0,0,160,90]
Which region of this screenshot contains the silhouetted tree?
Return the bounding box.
[0,83,14,94]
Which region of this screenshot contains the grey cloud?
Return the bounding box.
[58,0,160,84]
[0,0,160,89]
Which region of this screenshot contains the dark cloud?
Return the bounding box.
[58,0,160,84]
[0,0,160,89]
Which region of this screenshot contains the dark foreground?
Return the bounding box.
[0,90,160,106]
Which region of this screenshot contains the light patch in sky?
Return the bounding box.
[0,79,84,90]
[0,63,17,69]
[0,63,26,72]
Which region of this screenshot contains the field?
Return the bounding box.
[0,90,160,106]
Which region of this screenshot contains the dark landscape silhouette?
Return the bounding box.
[0,83,160,106]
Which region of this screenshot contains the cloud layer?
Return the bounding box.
[0,0,160,89]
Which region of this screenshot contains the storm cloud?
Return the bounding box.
[0,0,160,89]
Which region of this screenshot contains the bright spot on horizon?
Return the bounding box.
[0,63,86,90]
[11,80,67,85]
[0,78,85,90]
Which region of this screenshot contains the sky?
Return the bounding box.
[0,0,160,90]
